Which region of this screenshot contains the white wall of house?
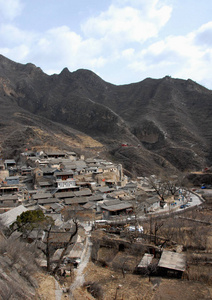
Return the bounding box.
[56,179,77,188]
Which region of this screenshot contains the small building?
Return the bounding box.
[4,159,16,169]
[66,151,77,160]
[158,250,186,278]
[42,167,58,178]
[136,253,154,274]
[86,194,103,202]
[20,166,33,176]
[0,186,19,196]
[99,199,133,219]
[64,197,88,205]
[44,151,67,159]
[56,178,77,189]
[0,194,20,208]
[54,170,74,181]
[5,176,20,185]
[74,188,92,197]
[97,186,115,194]
[55,191,75,199]
[32,192,53,201]
[37,198,59,205]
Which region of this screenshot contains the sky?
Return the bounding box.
[0,0,212,89]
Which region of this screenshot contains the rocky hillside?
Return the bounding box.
[0,54,212,175]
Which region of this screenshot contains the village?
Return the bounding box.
[0,148,211,299]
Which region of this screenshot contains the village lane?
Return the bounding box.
[69,223,93,298]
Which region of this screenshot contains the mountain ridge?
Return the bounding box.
[0,54,212,176]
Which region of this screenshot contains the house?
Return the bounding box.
[56,178,77,190]
[54,170,74,181]
[76,181,93,189]
[20,166,33,176]
[0,194,20,208]
[44,151,67,159]
[74,188,92,197]
[49,203,64,213]
[64,197,88,205]
[121,182,137,193]
[66,151,77,160]
[83,201,96,210]
[42,167,58,178]
[145,196,160,212]
[37,198,59,205]
[97,186,115,194]
[0,185,19,196]
[136,253,154,274]
[32,192,53,201]
[86,194,103,202]
[4,159,16,169]
[158,250,186,278]
[55,191,75,199]
[99,199,133,219]
[5,176,19,185]
[36,179,54,189]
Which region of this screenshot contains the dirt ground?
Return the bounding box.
[35,273,56,300]
[80,261,212,300]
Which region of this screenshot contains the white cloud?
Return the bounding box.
[0,44,29,61]
[0,0,23,21]
[1,0,212,89]
[82,0,172,44]
[127,22,212,87]
[194,21,212,47]
[28,26,106,73]
[121,48,135,59]
[0,24,33,45]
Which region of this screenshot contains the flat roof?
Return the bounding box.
[158,250,186,272]
[138,253,154,268]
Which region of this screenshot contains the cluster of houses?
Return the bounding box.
[0,149,164,221]
[0,149,187,278]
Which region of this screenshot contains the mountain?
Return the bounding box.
[0,54,212,176]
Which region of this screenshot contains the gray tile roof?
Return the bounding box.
[64,197,88,205]
[100,201,132,212]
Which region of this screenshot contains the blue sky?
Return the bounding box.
[0,0,212,89]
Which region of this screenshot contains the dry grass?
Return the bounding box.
[35,273,56,300]
[83,261,153,300]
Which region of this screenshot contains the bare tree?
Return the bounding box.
[148,173,188,201]
[153,221,163,245]
[52,219,78,275]
[148,176,166,201]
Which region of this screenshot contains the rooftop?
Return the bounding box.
[158,250,186,272]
